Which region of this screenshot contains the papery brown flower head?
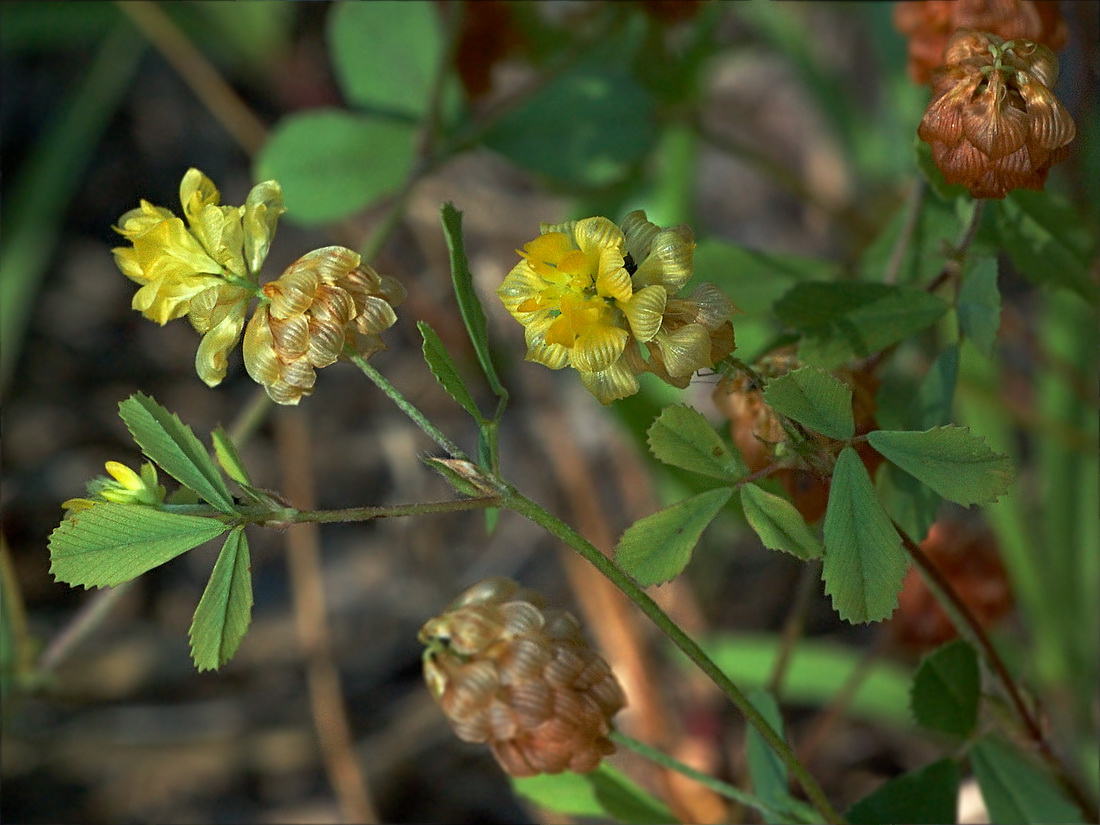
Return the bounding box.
[243,246,406,404]
[894,0,1066,85]
[712,349,881,524]
[918,30,1075,199]
[419,577,626,777]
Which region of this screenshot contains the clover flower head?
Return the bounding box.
[419,577,626,777]
[918,31,1075,199]
[498,211,734,404]
[112,168,285,325]
[243,246,407,405]
[62,460,166,514]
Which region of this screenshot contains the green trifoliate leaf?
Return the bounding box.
[822,447,909,624]
[763,366,854,440]
[189,526,253,672]
[615,488,732,586]
[647,404,747,480]
[740,484,823,560]
[118,394,236,514]
[970,735,1084,824]
[867,426,1014,507]
[910,639,980,737]
[49,503,229,588]
[212,426,252,486]
[419,320,483,422]
[958,257,1001,356]
[847,758,960,825]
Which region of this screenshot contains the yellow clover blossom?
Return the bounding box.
[62,461,166,513]
[112,168,286,387]
[498,211,734,404]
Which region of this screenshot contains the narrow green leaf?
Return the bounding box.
[740,484,823,560]
[646,404,747,480]
[49,503,228,588]
[189,527,253,672]
[763,366,854,440]
[822,447,909,624]
[256,110,416,225]
[847,758,960,825]
[439,204,508,407]
[867,426,1015,507]
[970,735,1083,824]
[958,257,1001,356]
[876,463,941,544]
[211,426,252,486]
[746,690,792,824]
[616,488,732,586]
[910,639,980,736]
[512,763,675,824]
[327,1,449,119]
[118,394,236,514]
[775,283,949,368]
[418,321,483,421]
[915,344,959,430]
[996,190,1099,304]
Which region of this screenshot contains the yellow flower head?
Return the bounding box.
[497,211,734,404]
[112,168,285,325]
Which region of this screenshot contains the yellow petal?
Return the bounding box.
[572,218,624,261]
[525,341,570,370]
[570,324,629,373]
[243,306,280,385]
[195,302,247,387]
[619,285,666,342]
[193,203,246,276]
[180,168,221,226]
[105,461,143,489]
[633,228,694,291]
[242,179,285,275]
[595,249,630,302]
[578,359,640,405]
[498,262,546,317]
[619,210,659,263]
[654,323,712,377]
[684,283,735,329]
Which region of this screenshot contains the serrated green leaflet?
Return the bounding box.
[118,394,235,514]
[876,462,941,544]
[910,639,979,737]
[847,758,959,825]
[189,527,253,672]
[775,283,949,368]
[740,484,823,560]
[822,447,909,624]
[212,426,251,486]
[440,203,508,404]
[763,366,854,440]
[327,1,451,120]
[49,503,228,588]
[512,763,674,824]
[867,426,1014,507]
[256,110,416,226]
[646,404,746,480]
[970,735,1083,824]
[958,257,1001,356]
[615,488,732,586]
[418,321,483,421]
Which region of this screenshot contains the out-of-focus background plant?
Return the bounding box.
[2,2,1096,823]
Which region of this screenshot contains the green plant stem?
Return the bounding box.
[347,350,469,461]
[898,524,1099,822]
[291,497,500,524]
[610,731,813,823]
[504,487,844,825]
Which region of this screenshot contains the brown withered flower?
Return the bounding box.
[894,0,1066,85]
[712,349,882,524]
[419,577,626,777]
[918,30,1075,199]
[243,246,406,404]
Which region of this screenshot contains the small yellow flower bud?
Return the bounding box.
[87,461,166,507]
[419,577,626,777]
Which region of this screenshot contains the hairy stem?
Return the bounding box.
[505,488,844,825]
